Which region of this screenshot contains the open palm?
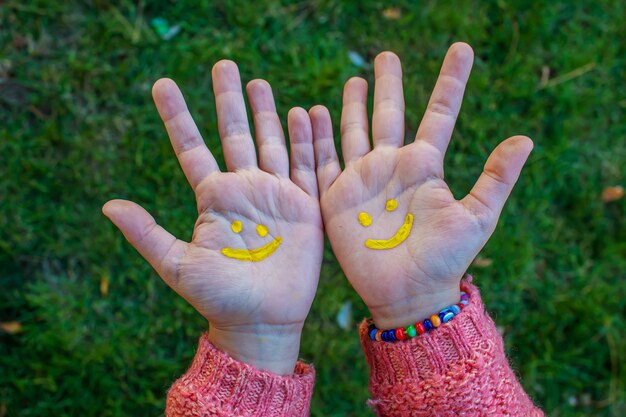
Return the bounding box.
[103,61,322,374]
[177,167,321,328]
[310,43,533,328]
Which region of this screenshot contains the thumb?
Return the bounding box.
[102,199,186,286]
[462,135,533,229]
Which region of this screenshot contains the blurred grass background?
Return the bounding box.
[1,0,625,416]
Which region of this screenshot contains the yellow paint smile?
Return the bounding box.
[221,237,282,261]
[365,213,413,249]
[359,199,414,250]
[221,221,282,261]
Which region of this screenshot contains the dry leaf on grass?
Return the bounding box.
[601,185,624,202]
[472,257,493,268]
[100,275,109,297]
[0,321,23,334]
[382,7,401,20]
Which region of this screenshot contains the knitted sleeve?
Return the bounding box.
[165,333,315,417]
[359,281,544,417]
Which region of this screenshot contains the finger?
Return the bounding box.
[212,60,257,171]
[245,79,289,177]
[413,42,474,155]
[341,77,370,164]
[372,51,404,148]
[462,136,534,227]
[152,78,219,190]
[288,107,318,197]
[102,199,187,287]
[309,105,341,195]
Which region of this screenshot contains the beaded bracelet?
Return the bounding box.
[368,291,470,342]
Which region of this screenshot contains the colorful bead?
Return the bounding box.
[439,309,455,323]
[383,330,391,342]
[369,327,378,341]
[395,327,406,341]
[423,319,434,331]
[369,289,470,342]
[385,330,394,342]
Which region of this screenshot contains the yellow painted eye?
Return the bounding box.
[256,224,269,237]
[231,220,243,233]
[358,212,372,227]
[386,199,398,212]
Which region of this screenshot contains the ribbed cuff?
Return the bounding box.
[360,281,501,385]
[166,333,315,417]
[359,281,543,416]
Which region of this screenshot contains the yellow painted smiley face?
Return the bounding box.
[221,220,282,261]
[358,199,413,250]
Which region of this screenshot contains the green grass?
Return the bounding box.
[1,1,625,416]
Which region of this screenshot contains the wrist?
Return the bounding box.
[208,323,303,376]
[368,285,460,329]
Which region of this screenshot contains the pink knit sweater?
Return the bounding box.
[166,283,543,416]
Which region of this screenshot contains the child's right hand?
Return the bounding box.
[310,43,533,329]
[103,61,323,375]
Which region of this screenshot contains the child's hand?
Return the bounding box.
[310,43,533,329]
[103,61,323,375]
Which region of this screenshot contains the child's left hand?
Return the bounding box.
[103,61,323,375]
[309,44,533,329]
